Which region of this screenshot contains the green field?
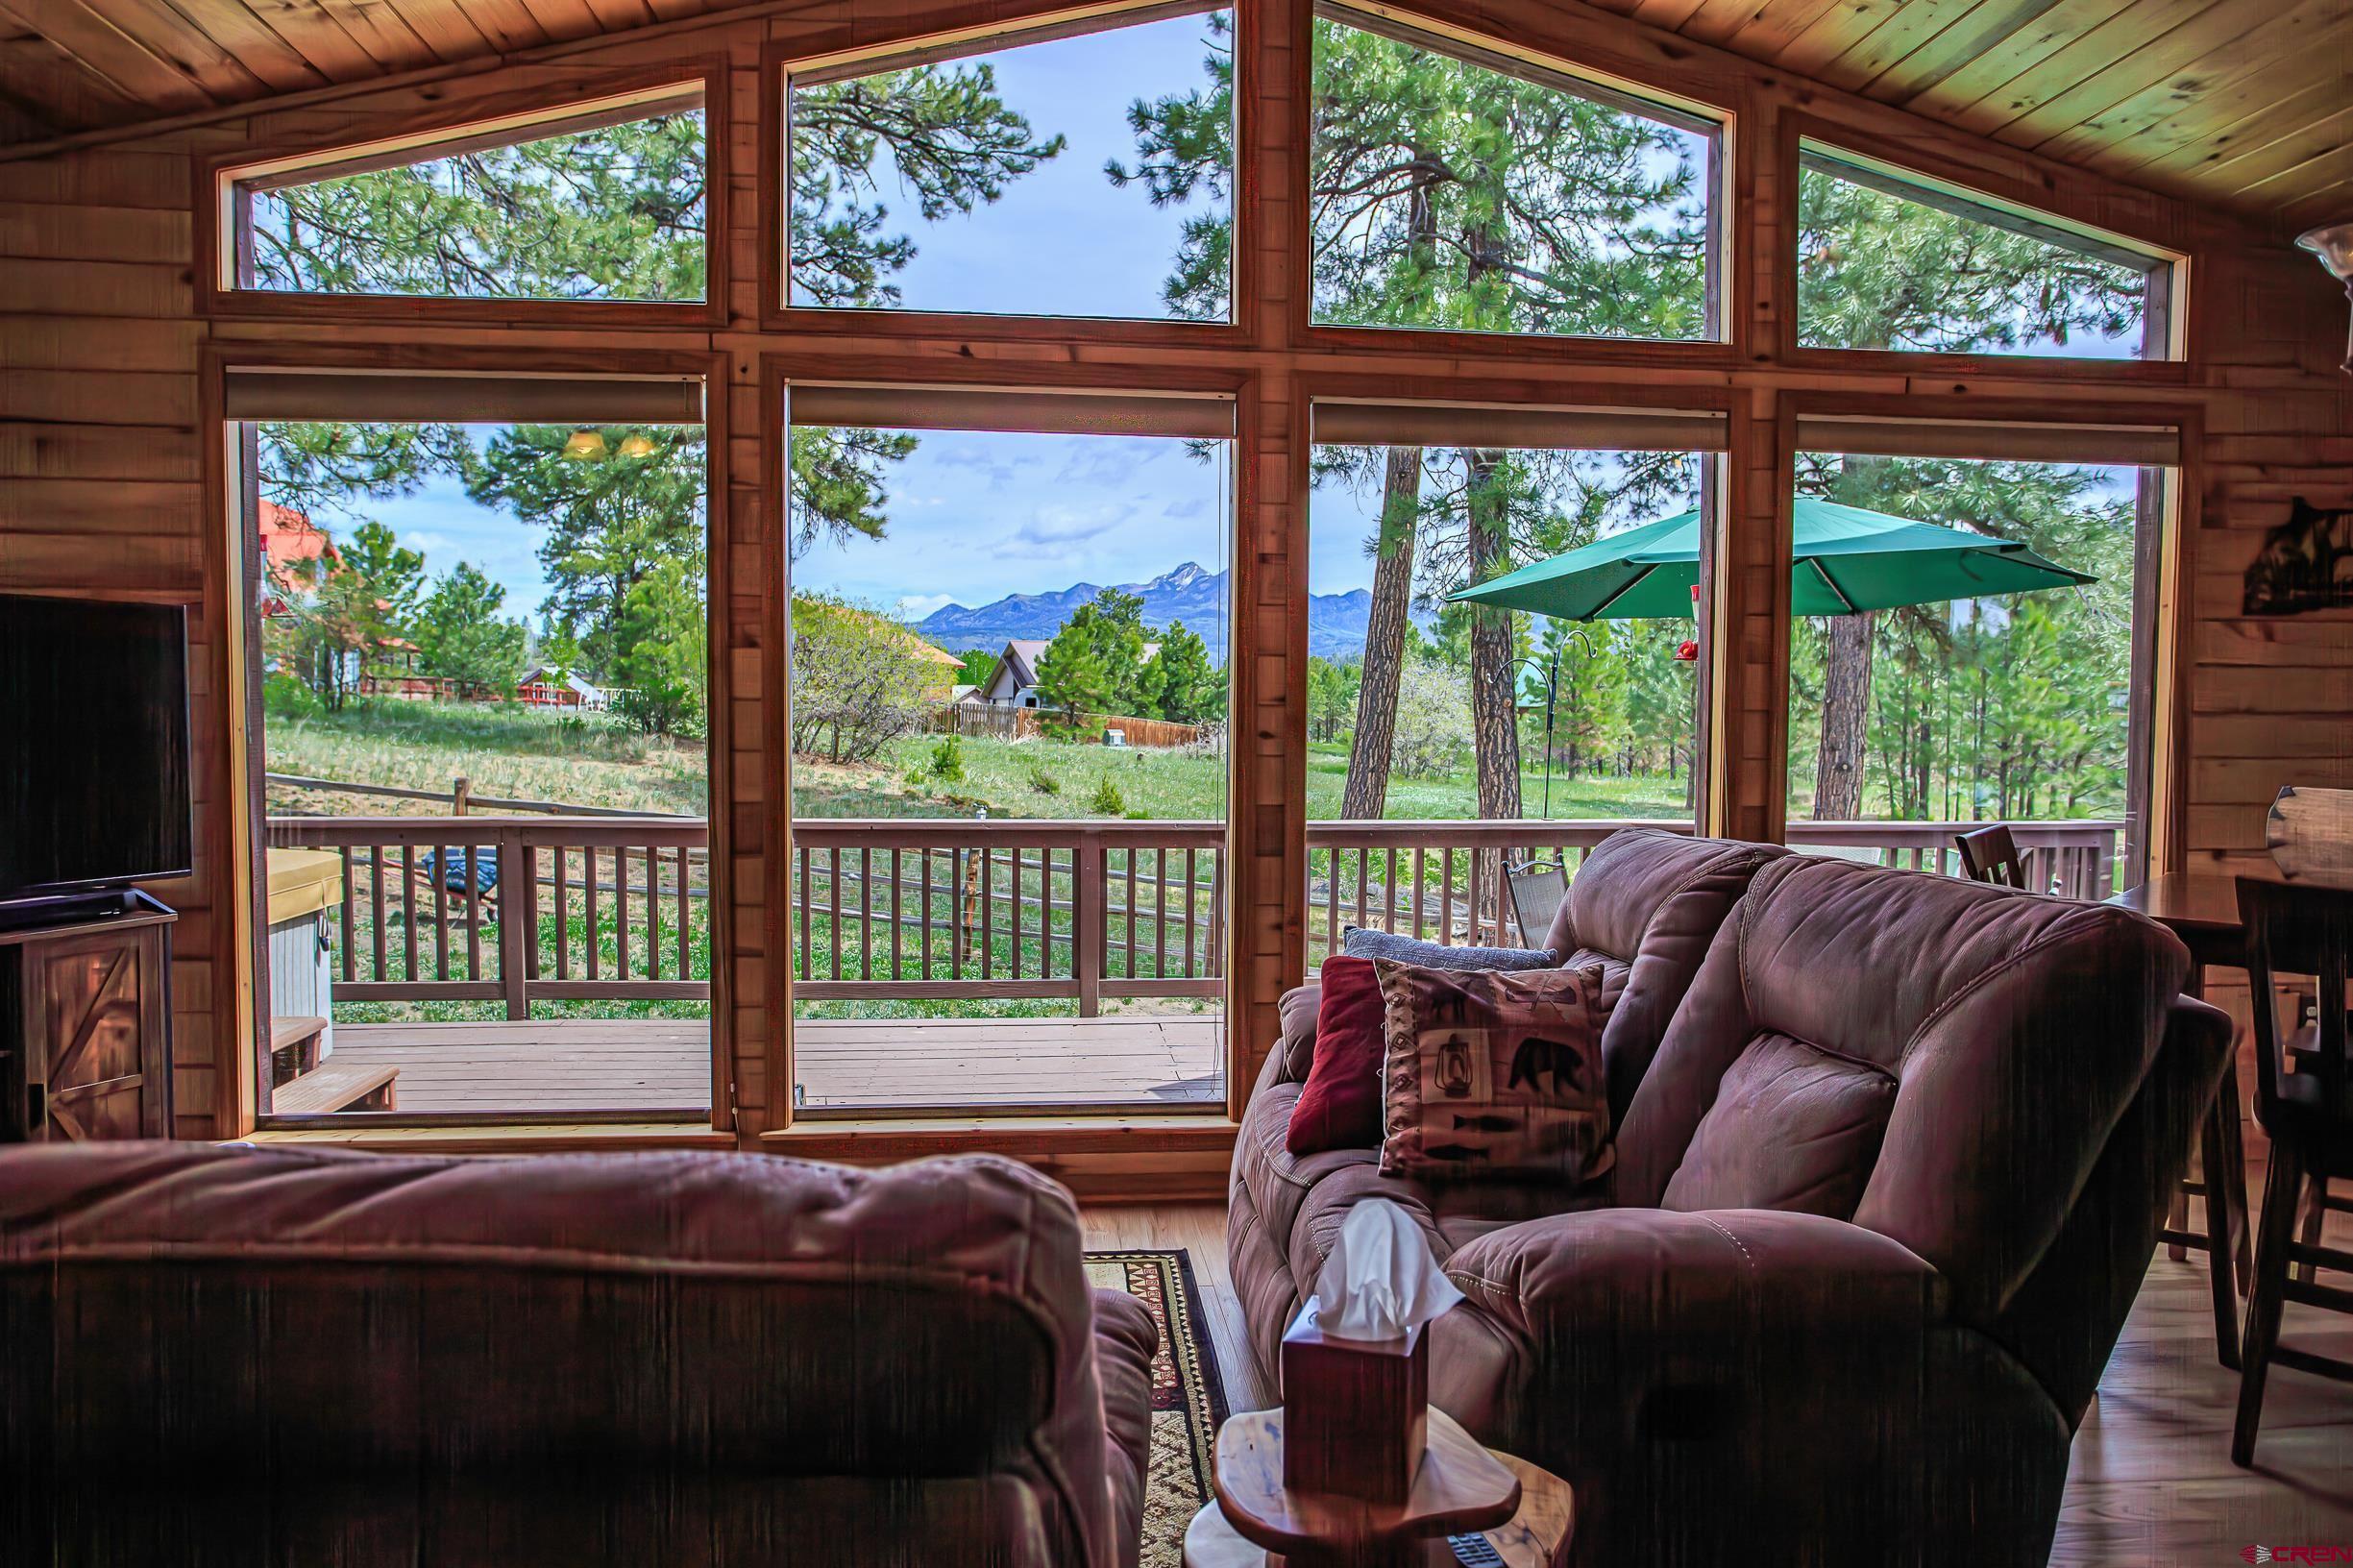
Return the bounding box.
[267,698,1695,824]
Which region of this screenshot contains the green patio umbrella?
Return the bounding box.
[1449,497,2095,621]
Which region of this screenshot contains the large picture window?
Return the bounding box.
[786,9,1236,321]
[1798,145,2171,360]
[233,376,715,1120]
[1308,9,1718,342]
[1305,402,1723,967]
[224,85,708,306]
[783,390,1233,1112]
[1781,441,2169,892]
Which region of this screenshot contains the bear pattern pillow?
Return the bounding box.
[1375,958,1611,1184]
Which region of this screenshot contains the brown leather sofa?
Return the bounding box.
[1,1143,1158,1568]
[1233,841,2232,1566]
[1230,827,1783,1378]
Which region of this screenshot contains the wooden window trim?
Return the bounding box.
[1775,114,2192,384]
[1297,0,1736,355]
[208,345,736,1139]
[763,355,1251,1132]
[757,3,1253,343]
[199,61,729,330]
[1771,394,2201,877]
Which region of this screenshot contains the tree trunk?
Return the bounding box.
[1465,448,1523,823]
[1812,610,1874,819]
[1340,446,1421,820]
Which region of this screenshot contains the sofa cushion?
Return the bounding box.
[1538,829,1787,1121]
[1377,960,1611,1185]
[1287,957,1387,1155]
[1238,1073,1377,1258]
[1660,1033,1898,1216]
[1344,927,1558,970]
[1614,854,2190,1325]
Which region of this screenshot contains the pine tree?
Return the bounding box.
[415,563,527,696]
[1120,14,1705,818]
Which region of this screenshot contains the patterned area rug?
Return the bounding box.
[1086,1249,1231,1568]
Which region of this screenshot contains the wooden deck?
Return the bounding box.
[306,1015,1225,1115]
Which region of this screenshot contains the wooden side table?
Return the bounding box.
[1184,1408,1573,1568]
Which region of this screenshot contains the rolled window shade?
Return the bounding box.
[1313,400,1728,452]
[787,384,1235,438]
[223,369,704,424]
[1794,415,2179,467]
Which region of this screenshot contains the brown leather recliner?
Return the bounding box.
[1228,828,1783,1381]
[1241,848,2232,1566]
[0,1143,1159,1568]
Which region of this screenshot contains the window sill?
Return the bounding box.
[238,1121,736,1154]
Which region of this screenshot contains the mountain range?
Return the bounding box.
[913,562,1400,662]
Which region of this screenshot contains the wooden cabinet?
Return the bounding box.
[0,898,175,1142]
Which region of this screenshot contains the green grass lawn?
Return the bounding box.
[797,734,1695,823]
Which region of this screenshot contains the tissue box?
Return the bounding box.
[1280,1301,1428,1502]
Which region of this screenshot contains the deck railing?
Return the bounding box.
[266,814,2121,1016]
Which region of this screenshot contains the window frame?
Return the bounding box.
[1295,0,1738,364]
[202,62,729,329]
[1777,119,2191,383]
[1765,394,2201,879]
[759,1,1252,344]
[761,354,1251,1126]
[207,342,737,1134]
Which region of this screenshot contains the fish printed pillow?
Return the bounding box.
[1374,958,1612,1185]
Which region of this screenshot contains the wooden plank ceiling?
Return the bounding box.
[0,0,2345,229]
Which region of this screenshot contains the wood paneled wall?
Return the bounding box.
[0,0,2345,1153]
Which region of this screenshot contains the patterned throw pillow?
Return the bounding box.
[1342,926,1557,971]
[1375,959,1611,1184]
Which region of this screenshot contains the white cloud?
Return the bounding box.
[895,592,957,620]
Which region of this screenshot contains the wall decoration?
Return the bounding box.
[2243,495,2353,615]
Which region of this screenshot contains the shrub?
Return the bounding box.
[1091,777,1125,816]
[789,593,936,764]
[1391,656,1473,779]
[1026,764,1063,796]
[262,671,326,720]
[926,734,966,782]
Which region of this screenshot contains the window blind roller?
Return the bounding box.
[785,384,1235,438]
[223,369,705,425]
[1311,401,1728,452]
[1793,415,2179,467]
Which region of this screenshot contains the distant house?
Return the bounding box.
[257,500,338,616]
[973,637,1162,711]
[517,665,609,710]
[975,639,1052,708]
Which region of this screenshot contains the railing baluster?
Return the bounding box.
[1412,848,1427,939]
[1152,845,1169,980]
[978,843,997,979]
[498,831,528,1020]
[464,840,483,979]
[1441,851,1456,945]
[1077,837,1104,1016]
[555,844,571,980]
[337,847,355,984]
[647,845,663,982]
[889,847,904,980]
[676,845,692,978]
[1129,843,1148,979]
[369,844,388,983]
[585,845,601,981]
[1183,846,1199,976]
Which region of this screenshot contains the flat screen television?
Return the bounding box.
[0,594,193,902]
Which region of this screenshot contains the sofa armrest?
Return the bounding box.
[1276,983,1320,1084]
[1433,1207,1948,1443]
[1091,1288,1160,1568]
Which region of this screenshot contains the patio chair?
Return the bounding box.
[1507,857,1569,949]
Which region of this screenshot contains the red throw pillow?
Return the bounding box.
[1286,956,1385,1156]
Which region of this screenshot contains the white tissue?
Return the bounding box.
[1309,1198,1464,1341]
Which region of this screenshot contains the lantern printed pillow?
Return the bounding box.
[1376,959,1612,1184]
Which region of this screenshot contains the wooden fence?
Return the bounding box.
[934,704,1204,748]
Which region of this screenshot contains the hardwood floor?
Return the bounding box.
[315,1015,1225,1115]
[1084,1175,2353,1564]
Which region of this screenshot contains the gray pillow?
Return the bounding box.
[1341,926,1557,971]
